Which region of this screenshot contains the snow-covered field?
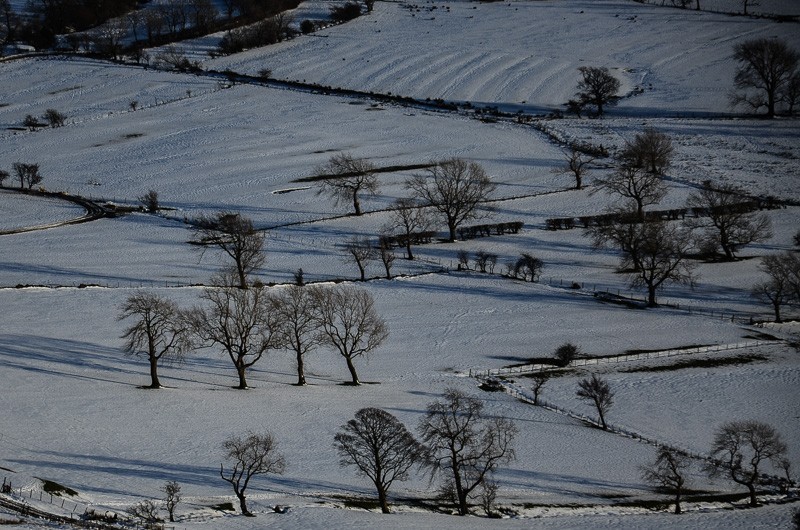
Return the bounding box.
[1,0,799,528]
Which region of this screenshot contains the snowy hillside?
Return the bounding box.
[0,0,799,528]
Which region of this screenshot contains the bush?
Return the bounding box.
[554,343,580,366]
[138,190,159,212]
[23,114,43,130]
[330,2,362,22]
[43,109,66,127]
[300,19,315,34]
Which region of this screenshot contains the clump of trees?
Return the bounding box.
[330,2,362,22]
[730,37,799,117]
[217,14,293,55]
[12,162,43,189]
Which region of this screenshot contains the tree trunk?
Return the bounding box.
[597,401,608,429]
[236,363,248,389]
[575,174,582,190]
[353,193,362,216]
[447,221,457,242]
[647,285,658,307]
[773,301,782,323]
[674,488,682,514]
[295,348,306,386]
[237,491,251,516]
[405,240,414,260]
[237,263,247,289]
[457,489,469,516]
[747,483,758,506]
[357,262,365,281]
[345,355,360,385]
[148,356,161,388]
[377,485,390,514]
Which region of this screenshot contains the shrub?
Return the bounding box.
[330,2,362,22]
[300,19,315,34]
[23,114,43,130]
[138,190,159,212]
[43,109,66,127]
[554,343,580,366]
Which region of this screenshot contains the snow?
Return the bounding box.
[1,0,799,528]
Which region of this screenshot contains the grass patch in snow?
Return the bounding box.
[37,478,78,497]
[621,354,768,373]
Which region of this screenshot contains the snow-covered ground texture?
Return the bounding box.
[1,0,800,528]
[208,0,800,115]
[0,191,85,232]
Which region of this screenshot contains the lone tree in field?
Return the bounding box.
[220,432,285,516]
[406,158,496,242]
[118,292,192,389]
[343,236,376,281]
[731,38,799,117]
[576,374,614,430]
[193,212,265,289]
[708,420,788,507]
[316,152,379,216]
[419,388,517,516]
[752,253,800,323]
[385,198,432,260]
[126,500,161,528]
[641,447,691,514]
[378,238,396,279]
[270,285,323,386]
[189,284,279,389]
[554,342,580,366]
[334,408,428,514]
[511,253,543,282]
[554,148,594,190]
[594,166,667,222]
[162,480,181,522]
[618,128,674,176]
[13,162,42,190]
[629,221,695,307]
[138,190,159,212]
[530,372,550,405]
[685,181,772,261]
[574,66,621,117]
[315,285,389,385]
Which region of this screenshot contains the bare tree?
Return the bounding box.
[752,252,800,323]
[378,239,396,279]
[343,237,376,281]
[315,285,388,385]
[731,38,799,117]
[618,128,674,175]
[419,388,517,516]
[138,190,159,212]
[43,109,66,127]
[118,292,192,389]
[162,480,181,522]
[13,162,42,190]
[220,432,285,516]
[385,198,432,260]
[474,249,497,273]
[193,212,265,289]
[708,420,788,506]
[334,408,428,513]
[575,66,621,117]
[554,342,580,366]
[641,447,690,514]
[530,372,550,405]
[406,158,496,242]
[685,182,772,261]
[554,148,594,190]
[594,166,667,222]
[512,253,543,282]
[316,153,378,216]
[126,500,161,528]
[630,221,695,307]
[0,169,8,187]
[270,285,323,386]
[576,374,614,430]
[189,284,279,389]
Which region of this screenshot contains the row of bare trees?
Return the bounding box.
[119,282,388,389]
[218,388,517,518]
[0,163,43,190]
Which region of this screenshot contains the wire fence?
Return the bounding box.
[469,340,775,378]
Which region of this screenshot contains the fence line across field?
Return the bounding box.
[469,340,773,378]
